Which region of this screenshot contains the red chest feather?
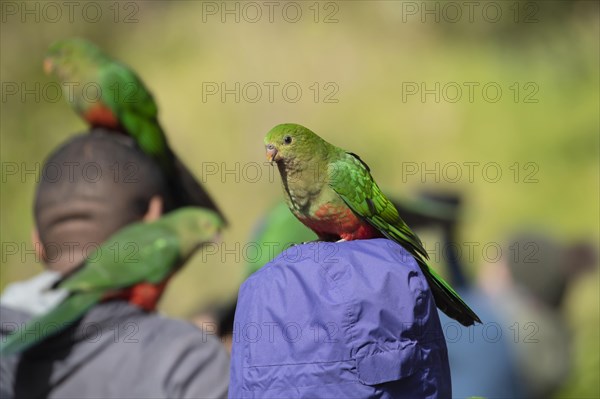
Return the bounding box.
[83,103,120,128]
[299,204,382,241]
[102,278,171,312]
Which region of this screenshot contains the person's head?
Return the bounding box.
[503,232,597,308]
[192,299,237,354]
[33,128,173,274]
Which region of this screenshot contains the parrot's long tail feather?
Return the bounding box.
[0,291,102,356]
[171,155,228,225]
[416,257,481,326]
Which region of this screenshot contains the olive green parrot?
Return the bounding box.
[44,38,225,220]
[0,207,223,356]
[264,123,481,326]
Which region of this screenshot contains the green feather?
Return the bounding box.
[0,208,222,356]
[98,63,171,169]
[415,257,482,326]
[0,291,102,356]
[328,153,429,260]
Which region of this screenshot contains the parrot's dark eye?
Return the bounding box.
[283,135,292,145]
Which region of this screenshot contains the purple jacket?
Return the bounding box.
[229,238,451,398]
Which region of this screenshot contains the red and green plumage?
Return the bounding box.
[301,204,381,241]
[265,123,481,326]
[45,38,225,219]
[0,208,223,356]
[82,102,120,128]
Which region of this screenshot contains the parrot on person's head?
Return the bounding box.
[44,38,226,221]
[0,207,223,356]
[264,123,481,326]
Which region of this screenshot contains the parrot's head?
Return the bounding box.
[44,38,105,78]
[264,123,328,166]
[168,208,224,256]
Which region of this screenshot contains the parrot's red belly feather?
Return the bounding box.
[126,280,169,311]
[83,103,120,128]
[102,277,171,312]
[299,204,382,241]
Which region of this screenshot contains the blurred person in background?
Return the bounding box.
[192,299,237,354]
[404,195,597,398]
[479,232,597,398]
[0,129,229,399]
[431,193,524,398]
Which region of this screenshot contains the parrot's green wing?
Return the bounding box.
[328,152,481,326]
[60,223,180,293]
[100,61,158,118]
[327,153,429,260]
[0,292,102,356]
[99,63,170,166]
[98,62,226,218]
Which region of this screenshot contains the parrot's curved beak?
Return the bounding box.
[43,58,54,75]
[266,144,278,163]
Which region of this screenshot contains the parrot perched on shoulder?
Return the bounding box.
[264,123,481,326]
[245,197,459,278]
[0,207,223,356]
[44,38,225,220]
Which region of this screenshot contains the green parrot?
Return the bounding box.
[44,38,225,220]
[0,207,223,356]
[264,123,481,326]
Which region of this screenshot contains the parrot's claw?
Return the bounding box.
[301,240,322,245]
[336,239,347,243]
[288,240,321,247]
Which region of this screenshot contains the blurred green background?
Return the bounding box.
[1,1,598,397]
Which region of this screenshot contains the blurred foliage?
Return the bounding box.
[1,1,598,397]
